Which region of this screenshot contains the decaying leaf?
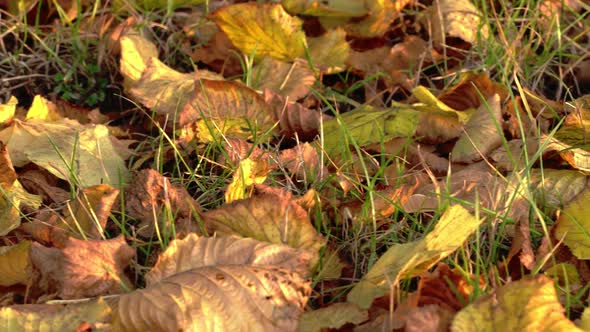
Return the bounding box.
[298,302,368,332]
[146,234,311,284]
[225,157,270,203]
[203,192,326,267]
[0,298,112,332]
[426,0,488,47]
[451,94,503,163]
[347,205,482,309]
[211,3,307,62]
[30,235,135,299]
[278,142,326,182]
[125,169,202,237]
[59,184,119,240]
[0,240,32,287]
[451,276,582,331]
[114,265,310,332]
[252,57,316,101]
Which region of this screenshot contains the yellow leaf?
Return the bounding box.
[298,302,368,332]
[0,96,18,124]
[225,158,269,203]
[119,34,159,87]
[451,276,582,332]
[0,240,31,287]
[25,95,62,121]
[347,205,482,309]
[308,28,350,74]
[412,86,472,124]
[554,187,590,259]
[0,298,112,331]
[211,3,307,62]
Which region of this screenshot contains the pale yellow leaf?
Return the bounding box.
[554,187,590,259]
[298,302,368,332]
[0,96,18,124]
[347,205,482,309]
[308,28,350,73]
[0,240,31,287]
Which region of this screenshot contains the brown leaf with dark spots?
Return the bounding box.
[125,169,202,237]
[30,235,134,299]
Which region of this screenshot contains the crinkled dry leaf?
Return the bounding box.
[347,205,482,309]
[220,138,269,167]
[451,94,503,163]
[554,187,590,259]
[114,265,310,332]
[298,302,368,332]
[307,28,350,74]
[278,142,326,182]
[0,298,112,332]
[0,118,130,187]
[0,240,31,287]
[490,138,539,172]
[211,3,307,62]
[252,57,316,100]
[417,263,478,312]
[225,157,270,203]
[59,184,119,240]
[203,193,325,267]
[451,276,582,332]
[265,89,331,140]
[426,0,488,46]
[438,73,507,111]
[180,79,278,142]
[30,235,134,299]
[125,169,202,237]
[146,234,311,284]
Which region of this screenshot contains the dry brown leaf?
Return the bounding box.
[203,192,325,267]
[439,73,508,111]
[278,142,326,182]
[190,25,243,76]
[146,234,311,284]
[252,57,316,101]
[219,138,270,167]
[417,263,480,312]
[114,265,310,332]
[264,89,331,141]
[18,169,70,205]
[30,235,134,299]
[125,169,202,238]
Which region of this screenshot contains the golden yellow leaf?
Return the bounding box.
[146,234,311,284]
[225,158,269,203]
[451,276,582,332]
[0,96,18,124]
[347,205,482,309]
[0,298,112,331]
[412,86,472,124]
[0,240,31,287]
[554,187,590,259]
[298,302,368,332]
[25,95,62,121]
[211,3,307,62]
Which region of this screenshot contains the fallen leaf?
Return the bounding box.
[451,276,582,331]
[225,157,270,203]
[252,57,316,101]
[347,205,482,309]
[211,3,307,62]
[0,240,32,287]
[426,0,488,47]
[307,28,350,73]
[282,0,370,17]
[0,96,17,124]
[298,302,368,332]
[554,186,590,259]
[30,235,135,299]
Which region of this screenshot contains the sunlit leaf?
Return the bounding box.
[451,94,503,163]
[211,3,307,62]
[451,276,582,331]
[0,96,17,124]
[412,86,472,124]
[347,205,482,309]
[113,265,310,332]
[298,302,368,332]
[554,187,590,259]
[25,95,62,121]
[225,157,270,203]
[0,119,130,187]
[0,298,112,332]
[0,240,31,287]
[426,0,488,46]
[203,193,325,268]
[146,234,311,284]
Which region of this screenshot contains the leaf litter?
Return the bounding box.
[1,0,590,331]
